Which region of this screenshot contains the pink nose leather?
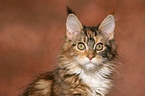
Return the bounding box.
[89,57,92,60]
[88,55,94,60]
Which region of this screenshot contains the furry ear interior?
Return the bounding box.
[66,14,83,40]
[98,15,115,40]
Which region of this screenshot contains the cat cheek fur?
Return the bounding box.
[75,56,90,65]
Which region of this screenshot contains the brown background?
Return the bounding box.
[0,0,145,96]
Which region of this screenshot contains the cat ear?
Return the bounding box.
[98,15,115,40]
[66,14,83,40]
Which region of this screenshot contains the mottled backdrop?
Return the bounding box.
[0,0,145,96]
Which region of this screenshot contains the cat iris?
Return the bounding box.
[95,43,103,51]
[77,42,86,50]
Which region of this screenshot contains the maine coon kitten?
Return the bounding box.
[22,9,117,96]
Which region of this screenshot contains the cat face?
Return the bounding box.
[61,14,117,70]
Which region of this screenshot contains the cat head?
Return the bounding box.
[61,10,117,70]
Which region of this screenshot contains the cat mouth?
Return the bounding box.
[80,62,103,70]
[74,57,103,68]
[86,60,102,65]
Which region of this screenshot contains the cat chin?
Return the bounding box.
[83,63,100,71]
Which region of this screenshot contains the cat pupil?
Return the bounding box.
[98,45,101,48]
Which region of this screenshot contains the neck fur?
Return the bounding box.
[59,59,114,96]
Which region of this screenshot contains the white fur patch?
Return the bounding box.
[80,66,112,96]
[68,59,113,96]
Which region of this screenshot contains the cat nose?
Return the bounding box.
[87,50,95,60]
[88,55,94,60]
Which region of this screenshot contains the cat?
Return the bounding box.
[21,8,117,96]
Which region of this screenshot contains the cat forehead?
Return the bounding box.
[81,26,104,42]
[73,26,105,49]
[83,26,98,37]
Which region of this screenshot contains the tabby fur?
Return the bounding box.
[21,8,117,96]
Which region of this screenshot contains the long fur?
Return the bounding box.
[21,9,117,96]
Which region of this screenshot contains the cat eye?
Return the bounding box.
[95,43,103,51]
[77,42,86,50]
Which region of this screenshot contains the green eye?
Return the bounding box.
[95,43,103,51]
[77,42,86,50]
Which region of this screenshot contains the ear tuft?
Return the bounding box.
[98,15,115,40]
[66,14,83,40]
[66,6,75,15]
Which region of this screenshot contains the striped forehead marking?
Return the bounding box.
[83,29,96,49]
[84,30,96,38]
